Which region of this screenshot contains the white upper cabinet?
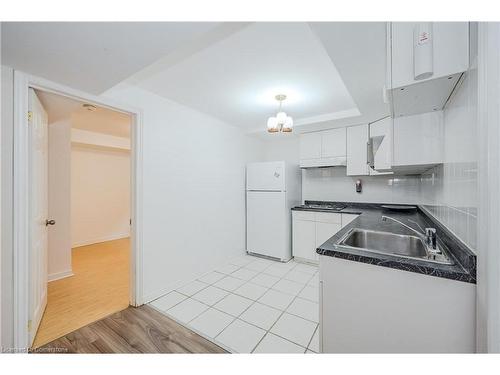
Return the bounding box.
[300,111,443,175]
[369,117,392,172]
[387,22,469,117]
[392,111,444,174]
[299,132,322,161]
[299,128,346,168]
[346,124,369,176]
[321,128,347,158]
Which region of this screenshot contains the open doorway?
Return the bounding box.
[29,88,132,347]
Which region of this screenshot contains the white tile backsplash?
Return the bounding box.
[302,167,422,204]
[421,61,478,252]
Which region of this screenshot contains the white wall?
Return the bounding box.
[48,119,72,280]
[261,136,300,165]
[71,128,130,151]
[1,64,14,348]
[472,22,499,352]
[0,27,3,348]
[71,143,131,247]
[421,26,479,252]
[47,112,131,277]
[103,84,263,302]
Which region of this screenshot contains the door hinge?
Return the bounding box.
[28,319,32,332]
[28,111,33,122]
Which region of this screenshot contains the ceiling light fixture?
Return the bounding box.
[82,103,97,112]
[267,94,293,133]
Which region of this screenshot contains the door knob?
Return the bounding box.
[45,219,56,226]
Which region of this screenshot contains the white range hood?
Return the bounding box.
[300,156,347,169]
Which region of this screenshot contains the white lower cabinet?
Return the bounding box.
[315,223,341,261]
[319,255,476,353]
[292,211,356,263]
[292,218,316,261]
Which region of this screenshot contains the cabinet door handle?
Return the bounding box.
[367,140,374,168]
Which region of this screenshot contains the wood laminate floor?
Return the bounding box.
[33,238,130,348]
[36,305,226,353]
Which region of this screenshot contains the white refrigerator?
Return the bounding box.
[246,161,301,262]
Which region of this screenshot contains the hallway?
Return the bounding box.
[33,238,130,347]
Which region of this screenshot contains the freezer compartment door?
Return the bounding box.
[246,161,285,191]
[246,191,290,261]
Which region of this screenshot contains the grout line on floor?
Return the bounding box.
[151,255,319,353]
[257,273,314,350]
[306,323,319,352]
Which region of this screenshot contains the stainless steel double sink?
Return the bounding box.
[336,228,454,265]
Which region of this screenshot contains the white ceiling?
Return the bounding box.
[4,22,389,135]
[36,90,131,138]
[132,22,360,133]
[1,22,222,94]
[305,22,390,132]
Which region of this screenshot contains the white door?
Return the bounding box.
[246,161,285,191]
[246,191,288,260]
[28,88,49,346]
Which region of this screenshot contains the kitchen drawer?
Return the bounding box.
[292,210,316,221]
[315,212,341,224]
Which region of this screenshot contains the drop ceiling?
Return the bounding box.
[1,22,221,94]
[131,22,361,133]
[3,22,389,134]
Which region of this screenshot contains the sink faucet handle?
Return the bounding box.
[425,228,437,249]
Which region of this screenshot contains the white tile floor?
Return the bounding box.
[149,254,320,353]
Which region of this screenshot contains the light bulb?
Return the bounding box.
[267,117,278,132]
[276,111,287,124]
[282,116,293,132]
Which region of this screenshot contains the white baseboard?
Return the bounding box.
[48,270,74,282]
[72,232,130,248]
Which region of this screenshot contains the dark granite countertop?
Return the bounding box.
[292,201,476,284]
